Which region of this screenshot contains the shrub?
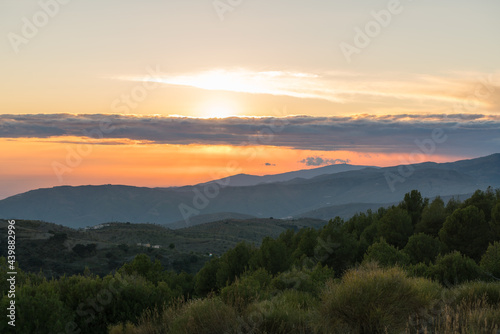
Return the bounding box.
[169,298,238,334]
[318,263,441,333]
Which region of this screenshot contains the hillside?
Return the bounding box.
[165,212,256,229]
[0,217,327,277]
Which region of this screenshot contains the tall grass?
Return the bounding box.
[245,290,317,334]
[406,297,500,333]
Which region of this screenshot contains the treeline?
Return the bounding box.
[1,189,500,333]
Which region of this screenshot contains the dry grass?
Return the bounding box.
[406,296,500,333]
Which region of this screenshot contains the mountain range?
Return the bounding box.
[196,163,372,187]
[1,154,499,229]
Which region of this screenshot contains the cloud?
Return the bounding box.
[300,156,351,166]
[1,113,500,157]
[131,69,500,112]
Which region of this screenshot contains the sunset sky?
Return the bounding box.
[1,0,499,199]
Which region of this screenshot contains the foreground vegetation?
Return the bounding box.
[1,188,500,333]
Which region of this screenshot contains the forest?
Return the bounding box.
[1,188,500,333]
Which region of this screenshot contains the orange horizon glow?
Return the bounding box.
[0,137,469,200]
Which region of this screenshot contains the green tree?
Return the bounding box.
[445,196,461,215]
[342,211,376,240]
[439,205,491,261]
[291,227,318,261]
[461,187,497,221]
[428,251,483,285]
[317,218,359,274]
[6,280,74,334]
[250,237,290,275]
[377,207,413,248]
[363,239,410,267]
[194,257,220,296]
[415,197,447,237]
[359,220,379,246]
[215,242,254,288]
[491,202,500,237]
[118,253,164,285]
[480,241,500,279]
[399,190,428,226]
[403,233,441,265]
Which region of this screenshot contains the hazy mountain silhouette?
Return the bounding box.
[0,154,498,228]
[196,164,373,187]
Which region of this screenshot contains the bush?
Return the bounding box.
[169,298,238,334]
[318,263,441,333]
[271,267,316,292]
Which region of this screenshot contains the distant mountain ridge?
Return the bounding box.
[0,154,499,228]
[197,164,373,187]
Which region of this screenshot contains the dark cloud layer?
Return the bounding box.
[0,114,499,156]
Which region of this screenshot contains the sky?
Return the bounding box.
[0,0,499,199]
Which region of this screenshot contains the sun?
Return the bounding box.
[205,105,235,118]
[199,99,240,118]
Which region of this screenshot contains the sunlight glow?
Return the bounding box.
[198,98,241,118]
[203,105,236,118]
